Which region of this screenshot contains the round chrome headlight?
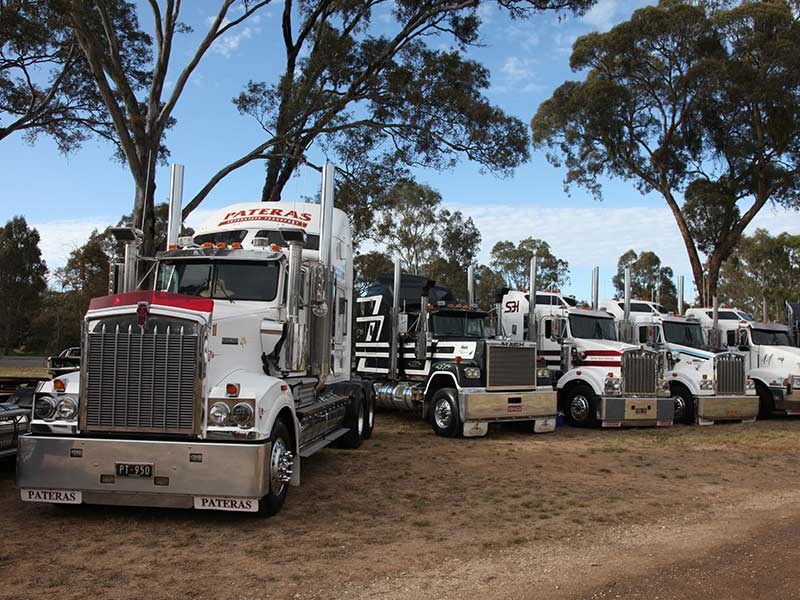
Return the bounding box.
[231,402,254,426]
[55,397,78,421]
[209,402,230,425]
[463,367,481,380]
[34,395,57,421]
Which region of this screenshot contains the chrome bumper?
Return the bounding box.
[459,388,557,422]
[696,395,759,421]
[599,396,673,427]
[16,435,270,509]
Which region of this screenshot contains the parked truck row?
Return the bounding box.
[12,164,800,517]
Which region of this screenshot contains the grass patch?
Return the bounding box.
[0,366,49,379]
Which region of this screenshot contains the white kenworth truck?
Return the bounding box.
[17,165,375,517]
[601,301,757,425]
[354,261,557,438]
[499,266,671,428]
[686,308,800,417]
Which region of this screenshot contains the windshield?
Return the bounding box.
[569,314,617,340]
[653,304,668,314]
[663,322,705,349]
[156,260,280,301]
[751,328,793,346]
[431,313,485,338]
[737,311,755,321]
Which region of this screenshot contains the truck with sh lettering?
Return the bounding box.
[17,164,374,516]
[354,261,557,438]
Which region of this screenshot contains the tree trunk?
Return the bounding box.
[659,188,707,306]
[130,150,158,289]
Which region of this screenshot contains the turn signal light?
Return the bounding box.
[168,244,177,250]
[226,383,240,397]
[271,244,282,251]
[455,356,462,363]
[202,242,213,249]
[216,242,226,249]
[53,379,66,393]
[231,242,242,249]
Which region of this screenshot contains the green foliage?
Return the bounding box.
[354,251,394,296]
[0,216,48,353]
[374,179,441,275]
[531,0,800,305]
[0,0,115,151]
[611,249,677,311]
[490,237,569,290]
[719,229,800,321]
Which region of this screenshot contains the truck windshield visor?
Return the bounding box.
[751,328,793,346]
[431,313,485,338]
[569,314,616,340]
[157,260,280,302]
[663,322,704,348]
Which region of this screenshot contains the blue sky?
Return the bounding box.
[1,0,797,301]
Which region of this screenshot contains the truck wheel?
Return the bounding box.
[565,385,597,427]
[339,391,364,449]
[257,419,292,518]
[431,388,462,438]
[672,388,695,424]
[361,385,375,440]
[757,385,774,419]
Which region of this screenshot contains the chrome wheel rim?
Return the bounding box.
[434,398,453,430]
[269,437,293,495]
[673,395,686,421]
[357,401,365,436]
[570,394,590,422]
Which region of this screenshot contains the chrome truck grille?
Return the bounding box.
[715,353,745,395]
[621,349,658,395]
[486,343,537,391]
[81,318,202,434]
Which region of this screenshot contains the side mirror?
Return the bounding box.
[735,329,749,350]
[551,319,564,342]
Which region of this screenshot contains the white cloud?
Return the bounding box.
[500,56,536,81]
[582,0,619,30]
[208,16,261,58]
[32,218,114,277]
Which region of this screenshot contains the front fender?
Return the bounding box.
[557,369,604,396]
[423,370,460,396]
[666,372,699,397]
[748,368,786,390]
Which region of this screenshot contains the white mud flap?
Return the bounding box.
[533,417,556,433]
[463,421,489,437]
[697,418,714,426]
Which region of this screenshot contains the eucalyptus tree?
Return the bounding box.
[531,0,800,305]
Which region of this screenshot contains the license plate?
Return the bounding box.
[194,497,259,512]
[115,462,153,478]
[21,489,82,504]
[507,404,523,413]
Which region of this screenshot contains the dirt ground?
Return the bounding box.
[2,413,800,600]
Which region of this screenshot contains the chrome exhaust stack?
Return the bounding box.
[312,163,336,386]
[389,257,401,381]
[528,255,538,343]
[467,265,475,306]
[282,230,308,372]
[166,164,184,250]
[416,295,428,361]
[591,266,599,311]
[623,266,632,322]
[678,275,684,315]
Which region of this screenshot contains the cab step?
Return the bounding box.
[299,427,350,458]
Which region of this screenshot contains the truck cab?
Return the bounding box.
[604,301,757,425]
[18,167,374,517]
[356,271,557,438]
[688,309,800,417]
[502,291,671,428]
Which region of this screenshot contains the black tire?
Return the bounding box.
[256,419,292,518]
[757,384,774,419]
[564,385,597,427]
[671,386,695,425]
[361,384,375,440]
[339,390,364,449]
[430,388,462,437]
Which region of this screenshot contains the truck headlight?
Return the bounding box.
[537,368,551,380]
[604,377,622,395]
[746,378,755,390]
[792,375,800,389]
[231,402,254,427]
[55,397,78,421]
[700,379,714,391]
[463,367,481,379]
[209,402,230,425]
[34,395,57,421]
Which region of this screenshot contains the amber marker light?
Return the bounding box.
[53,379,66,393]
[226,383,240,398]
